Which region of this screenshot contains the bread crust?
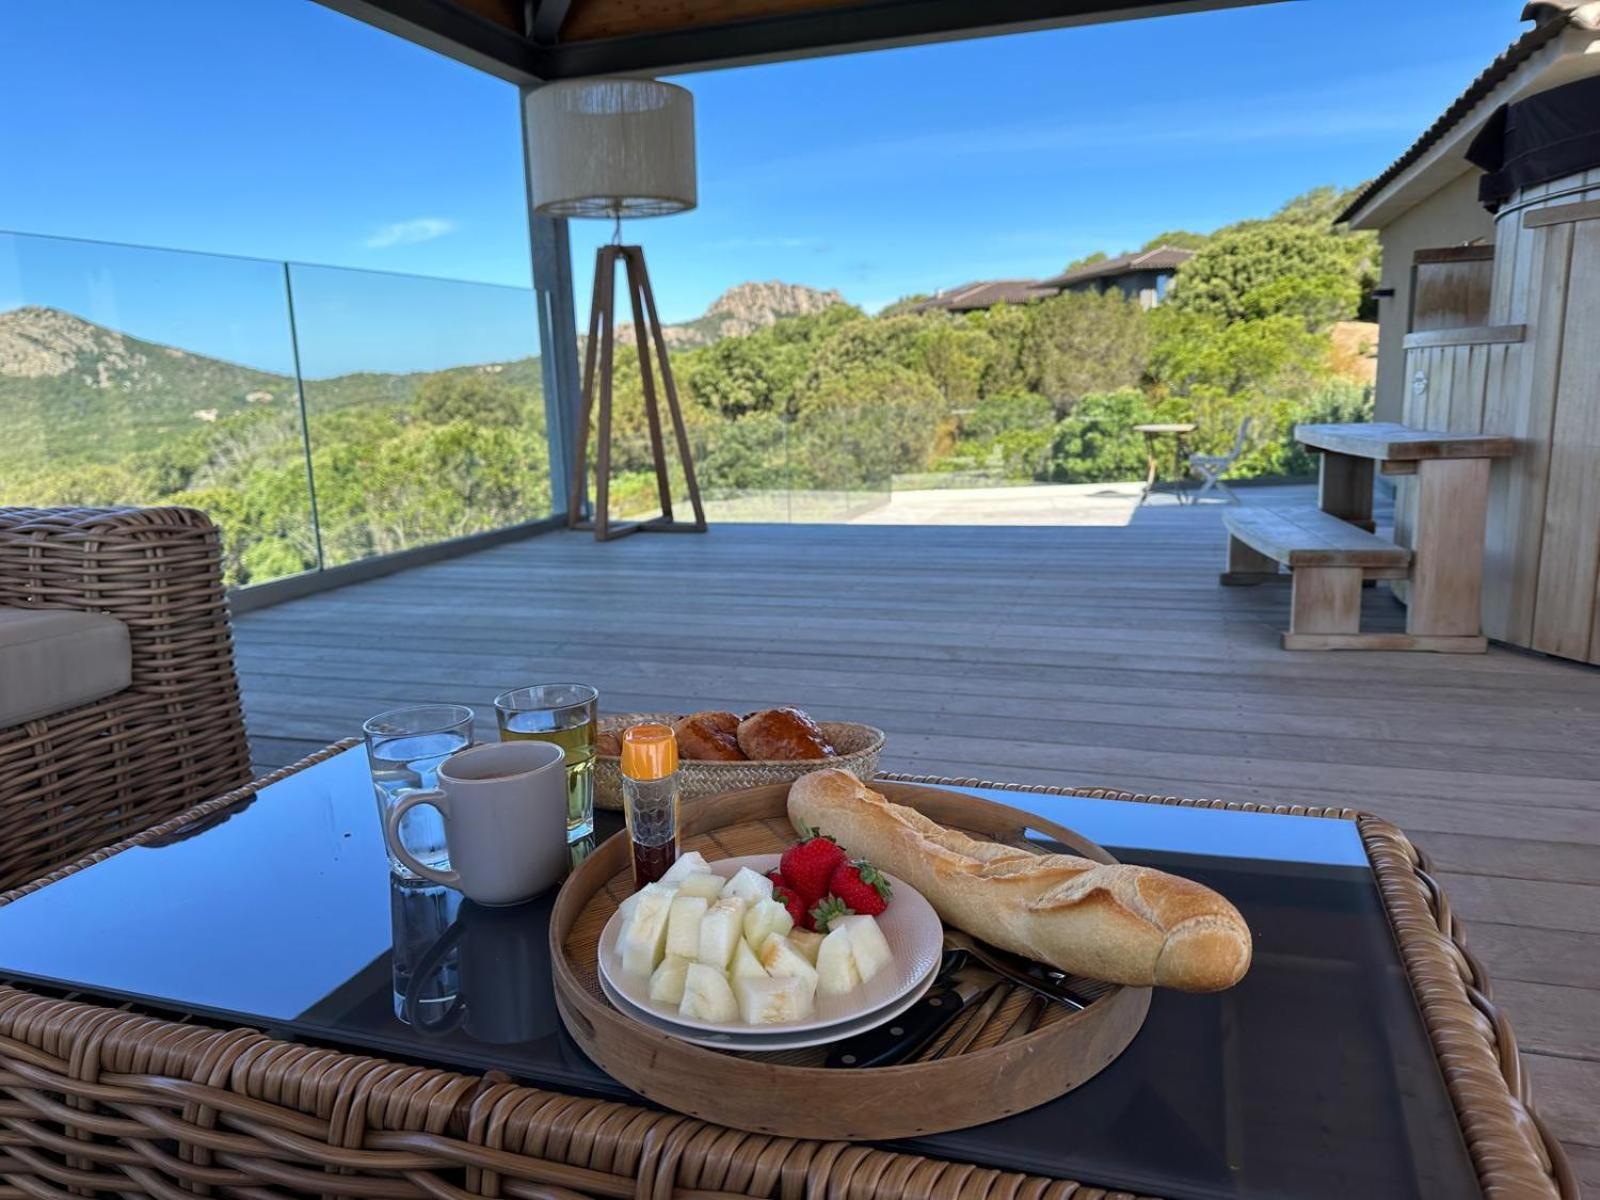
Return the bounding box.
[737,708,835,761]
[788,769,1251,992]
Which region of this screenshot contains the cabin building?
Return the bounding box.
[1341,0,1600,665]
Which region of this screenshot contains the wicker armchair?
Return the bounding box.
[0,506,253,891]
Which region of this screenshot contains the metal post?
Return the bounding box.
[522,86,582,520]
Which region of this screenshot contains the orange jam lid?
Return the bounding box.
[621,722,678,781]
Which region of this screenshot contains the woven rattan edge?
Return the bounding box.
[877,772,1575,1200]
[0,743,1158,1200]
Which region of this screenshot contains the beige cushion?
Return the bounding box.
[0,608,132,727]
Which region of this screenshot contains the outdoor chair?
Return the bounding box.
[0,506,253,891]
[1188,417,1252,503]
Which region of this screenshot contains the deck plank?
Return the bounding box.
[232,492,1600,1172]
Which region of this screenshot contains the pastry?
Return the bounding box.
[788,769,1252,992]
[673,711,745,761]
[737,707,835,761]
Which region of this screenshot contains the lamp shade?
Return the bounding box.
[527,79,696,219]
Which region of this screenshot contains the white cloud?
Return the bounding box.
[364,217,458,249]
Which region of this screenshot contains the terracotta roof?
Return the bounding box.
[915,280,1057,313]
[1338,5,1600,224]
[1037,246,1194,289]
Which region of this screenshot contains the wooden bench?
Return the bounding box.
[1222,507,1415,651]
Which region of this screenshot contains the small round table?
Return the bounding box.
[1133,423,1198,506]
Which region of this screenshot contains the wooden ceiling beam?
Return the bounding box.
[318,0,1288,82]
[560,0,861,43]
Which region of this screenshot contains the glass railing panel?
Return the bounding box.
[0,231,317,586]
[786,402,895,522]
[286,264,552,567]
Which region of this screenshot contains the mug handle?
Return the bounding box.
[385,788,461,888]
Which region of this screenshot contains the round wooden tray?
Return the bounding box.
[550,781,1151,1141]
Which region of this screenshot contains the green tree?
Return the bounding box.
[1021,290,1149,414]
[1049,389,1176,483]
[415,373,523,426]
[1168,223,1361,327]
[1140,230,1209,252]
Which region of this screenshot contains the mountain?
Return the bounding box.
[616,281,844,350]
[0,306,541,468]
[0,306,300,465]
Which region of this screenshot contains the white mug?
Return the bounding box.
[385,740,568,905]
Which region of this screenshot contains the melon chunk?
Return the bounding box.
[665,895,707,961]
[758,932,820,992]
[835,914,893,984]
[679,963,738,1022]
[674,872,725,901]
[619,883,676,976]
[721,866,774,906]
[786,928,825,965]
[743,897,794,950]
[697,897,747,969]
[730,938,767,981]
[737,973,815,1025]
[815,926,861,996]
[648,954,691,1005]
[658,851,710,885]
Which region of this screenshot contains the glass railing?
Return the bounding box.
[608,403,893,524]
[0,231,552,588]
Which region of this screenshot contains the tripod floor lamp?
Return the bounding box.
[527,79,707,542]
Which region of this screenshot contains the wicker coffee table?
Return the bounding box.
[0,743,1574,1198]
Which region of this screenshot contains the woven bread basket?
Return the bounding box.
[594,712,884,810]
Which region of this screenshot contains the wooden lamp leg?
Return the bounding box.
[569,244,707,541]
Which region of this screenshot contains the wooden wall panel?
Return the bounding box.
[1412,247,1494,332]
[1532,221,1600,660]
[1481,221,1573,646]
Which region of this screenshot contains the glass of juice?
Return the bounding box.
[364,704,475,879]
[493,684,598,843]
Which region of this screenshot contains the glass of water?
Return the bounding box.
[364,704,474,879]
[493,684,597,843]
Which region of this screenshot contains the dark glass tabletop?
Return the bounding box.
[0,747,1478,1199]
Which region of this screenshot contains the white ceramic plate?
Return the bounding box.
[598,853,943,1038]
[598,958,939,1051]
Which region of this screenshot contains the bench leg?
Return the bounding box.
[1317,451,1375,531]
[1283,566,1362,648]
[1406,458,1490,648]
[1220,534,1281,586]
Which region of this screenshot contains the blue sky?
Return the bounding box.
[0,0,1521,374]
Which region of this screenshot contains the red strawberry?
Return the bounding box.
[780,828,847,904]
[771,880,809,930]
[827,859,892,918]
[766,868,788,890]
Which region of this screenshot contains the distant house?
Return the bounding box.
[1035,246,1194,310]
[914,279,1058,314]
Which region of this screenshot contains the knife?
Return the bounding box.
[823,964,1000,1069]
[941,928,1093,1010]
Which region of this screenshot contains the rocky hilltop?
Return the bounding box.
[617,280,843,350]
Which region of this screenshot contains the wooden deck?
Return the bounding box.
[232,488,1600,1188]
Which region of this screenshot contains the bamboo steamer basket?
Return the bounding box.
[593,712,883,811]
[550,780,1151,1141]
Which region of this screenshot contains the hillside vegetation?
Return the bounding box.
[0,184,1377,586]
[602,184,1378,511]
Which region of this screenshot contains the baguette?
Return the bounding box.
[788,769,1251,992]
